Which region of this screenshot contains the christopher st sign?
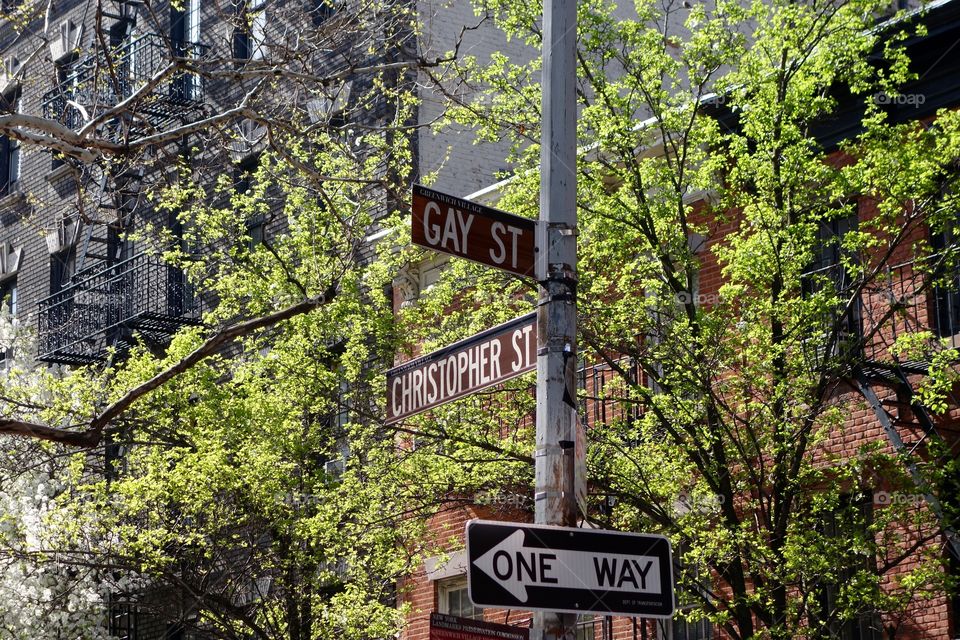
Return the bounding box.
[466,520,675,618]
[411,184,538,277]
[386,313,536,424]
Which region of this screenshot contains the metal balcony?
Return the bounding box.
[37,253,202,365]
[41,34,208,135]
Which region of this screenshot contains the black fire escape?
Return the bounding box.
[36,20,208,365]
[40,32,209,138]
[825,254,960,565]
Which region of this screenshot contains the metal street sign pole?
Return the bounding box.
[535,0,577,636]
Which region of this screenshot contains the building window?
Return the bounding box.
[234,156,264,248]
[170,0,202,100]
[575,616,596,640]
[810,495,882,640]
[171,0,201,44]
[234,0,267,60]
[658,544,713,640]
[437,577,483,620]
[0,277,16,315]
[310,0,337,24]
[246,214,265,248]
[0,89,21,196]
[54,53,82,132]
[930,227,960,339]
[950,551,960,640]
[658,617,712,640]
[801,212,863,355]
[50,246,76,293]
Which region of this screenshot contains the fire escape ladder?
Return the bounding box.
[74,167,144,280]
[74,173,115,278]
[853,364,960,562]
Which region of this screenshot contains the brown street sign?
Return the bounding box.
[429,613,529,640]
[386,313,536,424]
[412,184,538,277]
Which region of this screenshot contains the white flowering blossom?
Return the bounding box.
[0,469,118,640]
[0,311,117,640]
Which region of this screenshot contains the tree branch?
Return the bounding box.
[0,286,337,448]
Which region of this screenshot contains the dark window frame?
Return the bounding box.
[234,155,265,249]
[800,211,865,352]
[437,577,483,621]
[930,227,960,339]
[233,0,266,60]
[811,494,883,640]
[0,276,15,316]
[0,87,21,196]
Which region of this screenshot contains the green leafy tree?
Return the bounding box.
[394,0,960,637]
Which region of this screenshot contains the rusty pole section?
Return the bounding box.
[533,0,578,636]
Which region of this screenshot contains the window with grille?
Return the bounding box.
[800,212,864,357]
[810,495,882,640]
[929,227,960,339]
[657,544,713,640]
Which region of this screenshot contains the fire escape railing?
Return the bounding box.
[794,252,960,366]
[41,33,208,133]
[37,253,202,365]
[798,261,866,371]
[877,251,960,355]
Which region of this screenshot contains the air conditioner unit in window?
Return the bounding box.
[45,217,77,255]
[228,118,268,160]
[49,20,81,61]
[0,242,22,277]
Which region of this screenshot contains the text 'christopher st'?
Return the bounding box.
[386,313,537,423]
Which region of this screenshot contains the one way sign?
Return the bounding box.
[466,520,674,618]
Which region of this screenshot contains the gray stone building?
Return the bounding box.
[0,0,528,366]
